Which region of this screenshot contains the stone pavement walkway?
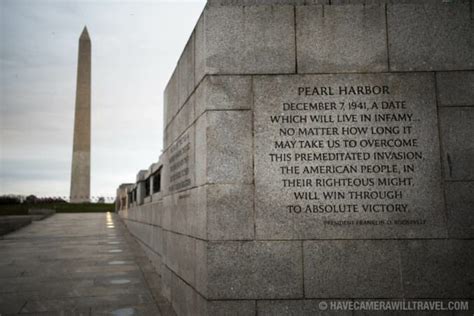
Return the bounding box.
[0,213,174,316]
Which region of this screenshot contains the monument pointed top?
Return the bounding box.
[80,26,90,41]
[71,23,91,203]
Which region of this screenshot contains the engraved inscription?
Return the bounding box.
[168,132,192,192]
[254,74,445,239]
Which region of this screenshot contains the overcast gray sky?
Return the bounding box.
[0,0,206,200]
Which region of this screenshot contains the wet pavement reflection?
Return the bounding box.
[0,213,172,315]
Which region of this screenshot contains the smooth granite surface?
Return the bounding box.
[0,213,175,316]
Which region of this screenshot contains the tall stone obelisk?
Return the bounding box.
[70,26,91,203]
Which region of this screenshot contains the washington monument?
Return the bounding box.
[70,27,91,203]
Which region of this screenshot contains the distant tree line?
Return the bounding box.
[0,195,66,205]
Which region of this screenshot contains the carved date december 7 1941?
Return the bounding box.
[254,74,444,237]
[267,84,424,218]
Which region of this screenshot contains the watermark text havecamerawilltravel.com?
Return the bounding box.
[317,300,470,312]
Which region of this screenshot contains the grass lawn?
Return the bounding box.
[0,203,114,216]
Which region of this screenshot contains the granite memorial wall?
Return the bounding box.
[117,1,473,314]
